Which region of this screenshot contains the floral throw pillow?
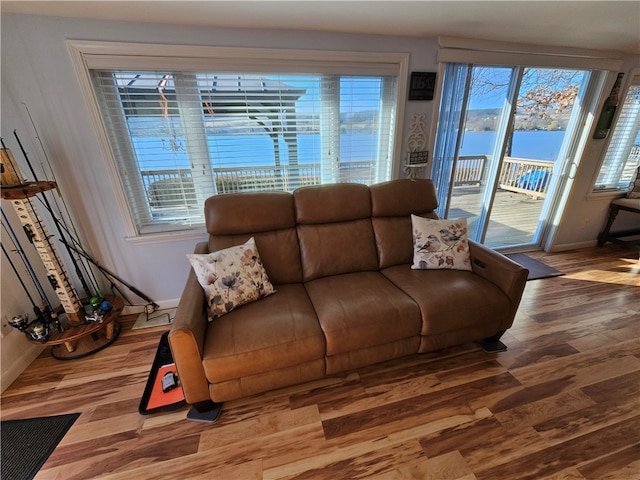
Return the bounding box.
[187,237,275,320]
[411,215,472,271]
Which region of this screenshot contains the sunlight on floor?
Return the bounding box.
[565,257,640,286]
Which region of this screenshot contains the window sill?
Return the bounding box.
[124,229,208,246]
[586,189,628,201]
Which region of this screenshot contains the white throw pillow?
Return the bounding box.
[187,237,275,320]
[411,215,472,271]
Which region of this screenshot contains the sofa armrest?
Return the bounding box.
[168,242,211,405]
[468,241,528,328]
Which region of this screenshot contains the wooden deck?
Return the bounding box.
[449,185,546,248]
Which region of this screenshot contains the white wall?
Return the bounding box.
[1,13,637,388]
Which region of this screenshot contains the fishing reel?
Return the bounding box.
[29,321,51,342]
[8,313,52,342]
[84,296,113,323]
[8,314,30,332]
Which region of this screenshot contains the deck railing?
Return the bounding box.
[141,156,557,211]
[141,162,375,209]
[498,157,554,198]
[454,155,487,185]
[453,155,553,198]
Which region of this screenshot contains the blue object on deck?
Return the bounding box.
[517,170,549,191]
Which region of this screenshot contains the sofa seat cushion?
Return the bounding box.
[202,284,325,384]
[304,271,421,356]
[382,265,510,336]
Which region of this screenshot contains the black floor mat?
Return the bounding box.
[506,253,564,280]
[1,413,80,480]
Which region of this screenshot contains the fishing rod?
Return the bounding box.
[2,242,45,337]
[11,131,94,299]
[2,140,85,324]
[34,198,160,312]
[5,128,157,314]
[59,237,159,313]
[1,208,54,313]
[1,242,61,337]
[22,103,103,298]
[1,210,62,336]
[2,242,39,309]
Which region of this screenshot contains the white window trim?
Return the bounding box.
[67,40,410,239]
[438,36,624,71]
[588,67,640,196]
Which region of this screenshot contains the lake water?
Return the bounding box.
[134,133,377,170]
[133,130,567,170]
[459,130,565,161]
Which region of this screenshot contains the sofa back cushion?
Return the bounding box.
[205,191,303,284]
[370,179,439,269]
[294,183,379,282]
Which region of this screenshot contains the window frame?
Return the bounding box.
[591,68,640,195]
[68,40,409,239]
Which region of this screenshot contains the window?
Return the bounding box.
[593,72,640,192]
[70,42,407,235]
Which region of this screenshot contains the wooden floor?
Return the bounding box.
[1,245,639,480]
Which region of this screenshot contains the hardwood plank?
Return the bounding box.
[392,450,474,480]
[538,470,587,480]
[538,351,638,384]
[494,389,597,430]
[198,404,321,450]
[264,439,425,480]
[419,415,506,459]
[501,343,580,369]
[533,372,640,442]
[321,372,520,440]
[578,444,640,480]
[473,417,640,480]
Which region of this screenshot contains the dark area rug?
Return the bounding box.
[1,412,80,480]
[506,253,564,280]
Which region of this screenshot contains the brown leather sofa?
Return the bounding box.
[169,178,528,421]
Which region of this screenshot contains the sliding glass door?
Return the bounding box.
[434,64,593,250]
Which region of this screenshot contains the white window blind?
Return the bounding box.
[594,73,640,191]
[91,71,398,233]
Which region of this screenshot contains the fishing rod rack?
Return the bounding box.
[1,130,157,359]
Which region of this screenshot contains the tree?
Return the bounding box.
[471,67,582,118]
